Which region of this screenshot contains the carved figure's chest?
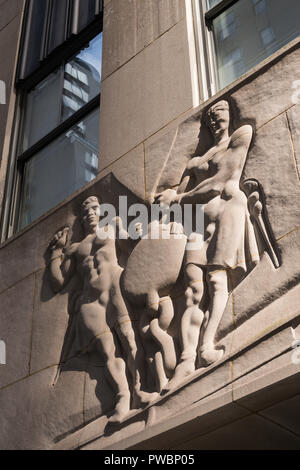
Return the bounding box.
[193,148,227,181]
[76,235,105,260]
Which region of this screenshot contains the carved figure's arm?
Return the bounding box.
[155,165,196,206]
[112,216,142,254]
[176,164,195,194]
[47,228,77,293]
[177,175,224,205]
[228,125,253,151]
[155,161,224,206]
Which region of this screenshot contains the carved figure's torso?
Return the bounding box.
[185,125,257,270]
[74,228,120,302]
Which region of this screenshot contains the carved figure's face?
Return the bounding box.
[82,201,101,232]
[207,101,230,137]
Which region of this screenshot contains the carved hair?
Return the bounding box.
[205,100,229,126]
[81,196,100,213]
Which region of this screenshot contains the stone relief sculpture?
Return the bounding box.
[46,99,279,423]
[47,196,157,423]
[155,100,279,389]
[121,221,187,392]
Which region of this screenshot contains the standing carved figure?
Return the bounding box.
[157,100,278,389]
[47,196,155,423]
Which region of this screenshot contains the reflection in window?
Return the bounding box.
[21,70,62,152]
[18,109,99,229]
[252,0,266,15]
[21,33,102,150]
[218,12,236,40]
[206,0,223,9]
[224,48,242,66]
[63,95,81,113]
[261,26,275,47]
[220,48,244,86]
[85,152,98,182]
[62,34,102,121]
[211,0,300,90]
[77,34,102,80]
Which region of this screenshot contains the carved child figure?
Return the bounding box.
[47,196,155,423]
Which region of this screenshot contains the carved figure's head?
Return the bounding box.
[81,196,101,233]
[206,100,230,138]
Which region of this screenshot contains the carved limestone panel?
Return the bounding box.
[46,99,280,424]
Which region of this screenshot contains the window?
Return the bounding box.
[253,0,266,15]
[1,0,103,238]
[18,109,100,230]
[218,12,236,41]
[260,26,275,47]
[198,0,300,93]
[21,34,102,153]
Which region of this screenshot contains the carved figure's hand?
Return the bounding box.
[135,222,143,237]
[155,189,178,207]
[49,227,69,252]
[112,216,121,227]
[248,192,263,218]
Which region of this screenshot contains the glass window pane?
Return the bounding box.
[77,0,98,34]
[47,0,69,54]
[19,0,48,79]
[207,0,223,9]
[61,34,102,121]
[21,34,102,151]
[21,69,62,152]
[212,0,300,90]
[18,108,100,229]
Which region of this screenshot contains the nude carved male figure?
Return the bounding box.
[48,196,155,423]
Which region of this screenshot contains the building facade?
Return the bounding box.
[0,0,300,450]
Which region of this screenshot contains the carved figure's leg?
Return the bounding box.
[83,299,130,424]
[115,317,159,406]
[149,296,177,373]
[154,350,169,392]
[112,275,158,406]
[146,290,177,391]
[94,328,131,424]
[199,266,227,366]
[139,307,168,393]
[165,264,205,391]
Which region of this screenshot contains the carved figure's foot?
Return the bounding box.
[108,392,130,424]
[200,347,224,366]
[162,359,195,393]
[135,390,160,408]
[157,375,169,394]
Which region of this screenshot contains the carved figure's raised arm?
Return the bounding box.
[47,228,77,293]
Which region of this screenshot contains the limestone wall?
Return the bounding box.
[0,0,300,450]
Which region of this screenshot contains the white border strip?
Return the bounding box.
[193,0,210,100]
[185,0,201,107]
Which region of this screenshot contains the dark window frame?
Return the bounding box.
[17,95,100,165]
[17,1,103,91]
[205,0,240,24]
[1,0,103,240]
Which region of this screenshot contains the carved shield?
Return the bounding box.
[122,223,187,304]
